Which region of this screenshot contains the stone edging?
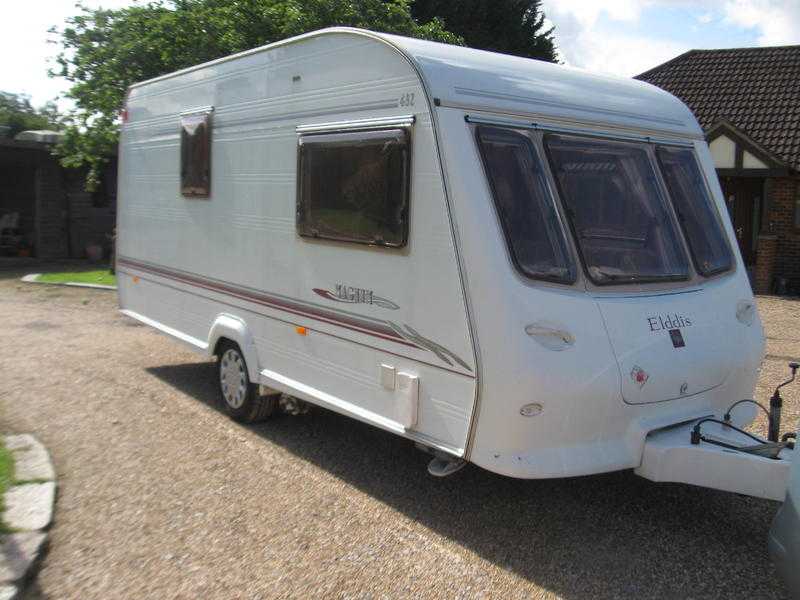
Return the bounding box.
[21,273,117,291]
[1,435,57,599]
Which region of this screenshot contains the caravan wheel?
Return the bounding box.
[216,341,277,423]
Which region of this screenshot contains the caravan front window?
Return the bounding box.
[545,134,689,285]
[476,126,575,284]
[656,146,733,276]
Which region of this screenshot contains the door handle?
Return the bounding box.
[525,323,575,351]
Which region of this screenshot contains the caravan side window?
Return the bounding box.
[297,129,410,247]
[180,112,212,197]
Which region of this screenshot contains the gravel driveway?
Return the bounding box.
[1,266,797,599]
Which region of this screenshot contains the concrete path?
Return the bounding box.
[0,434,56,599]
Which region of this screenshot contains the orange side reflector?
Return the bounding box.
[295,326,308,336]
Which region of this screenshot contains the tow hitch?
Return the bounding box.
[636,363,797,502]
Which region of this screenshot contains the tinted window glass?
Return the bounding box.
[545,134,689,285]
[297,129,409,247]
[476,126,574,283]
[180,112,211,197]
[657,146,733,276]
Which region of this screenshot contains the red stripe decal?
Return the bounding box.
[117,257,418,349]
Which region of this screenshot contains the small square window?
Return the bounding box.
[180,111,212,197]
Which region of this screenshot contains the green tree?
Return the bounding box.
[410,0,557,61]
[0,92,60,138]
[50,0,461,190]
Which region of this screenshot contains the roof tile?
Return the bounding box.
[636,46,800,170]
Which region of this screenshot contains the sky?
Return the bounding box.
[1,0,799,111]
[540,0,800,77]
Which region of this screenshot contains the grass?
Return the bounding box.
[38,269,116,287]
[0,442,14,534]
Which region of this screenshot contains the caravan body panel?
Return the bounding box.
[394,35,763,477]
[118,32,476,455]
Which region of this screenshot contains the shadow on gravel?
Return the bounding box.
[147,361,787,600]
[18,580,47,600]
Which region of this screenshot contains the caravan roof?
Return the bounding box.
[129,27,701,138]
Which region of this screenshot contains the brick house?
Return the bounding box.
[0,130,116,258]
[637,45,800,294]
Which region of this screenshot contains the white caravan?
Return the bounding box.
[117,28,795,497]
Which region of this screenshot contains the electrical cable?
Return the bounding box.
[723,398,770,423]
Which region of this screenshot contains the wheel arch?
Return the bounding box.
[208,314,260,382]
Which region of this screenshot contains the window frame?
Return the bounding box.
[655,144,735,278]
[295,127,411,249]
[542,132,692,287]
[473,124,577,285]
[180,110,213,198]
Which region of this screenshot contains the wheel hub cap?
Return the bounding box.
[220,349,247,409]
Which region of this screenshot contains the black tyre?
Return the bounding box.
[216,341,277,423]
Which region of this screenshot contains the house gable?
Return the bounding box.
[706,120,790,177]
